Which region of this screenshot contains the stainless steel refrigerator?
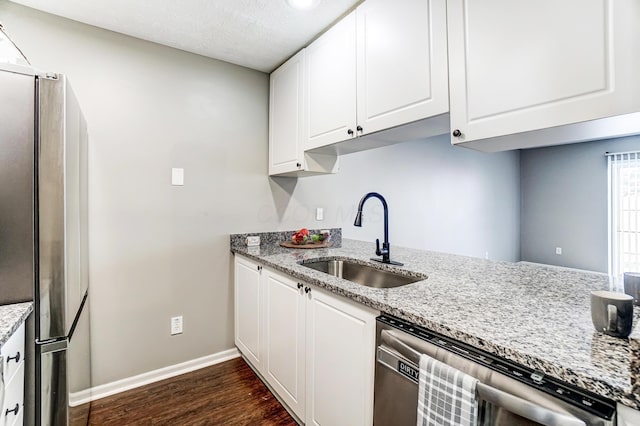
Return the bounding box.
[0,31,91,425]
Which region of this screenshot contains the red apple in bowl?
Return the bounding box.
[291,228,310,245]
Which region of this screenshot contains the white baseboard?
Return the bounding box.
[517,260,604,274]
[70,348,240,406]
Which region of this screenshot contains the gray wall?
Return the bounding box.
[0,2,273,386]
[0,1,521,387]
[290,136,521,262]
[520,135,640,272]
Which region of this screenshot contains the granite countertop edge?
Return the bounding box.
[0,302,33,346]
[230,236,640,411]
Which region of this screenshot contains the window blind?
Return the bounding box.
[608,151,640,281]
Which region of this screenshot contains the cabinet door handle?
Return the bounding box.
[304,287,311,294]
[452,129,462,137]
[347,129,354,136]
[7,352,20,363]
[5,403,19,417]
[296,162,301,168]
[356,125,363,133]
[257,265,262,271]
[297,283,303,290]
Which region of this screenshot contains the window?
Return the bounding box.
[608,151,640,280]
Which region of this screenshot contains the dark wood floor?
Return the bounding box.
[88,357,297,425]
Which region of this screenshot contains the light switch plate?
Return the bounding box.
[171,168,184,186]
[171,316,183,335]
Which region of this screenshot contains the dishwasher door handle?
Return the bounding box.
[380,329,422,363]
[379,329,586,426]
[476,382,585,426]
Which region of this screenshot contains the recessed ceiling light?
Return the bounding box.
[286,0,321,10]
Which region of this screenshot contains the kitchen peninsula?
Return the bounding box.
[231,231,640,410]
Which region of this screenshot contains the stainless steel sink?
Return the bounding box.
[301,259,425,289]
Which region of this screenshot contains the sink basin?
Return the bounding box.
[301,259,425,289]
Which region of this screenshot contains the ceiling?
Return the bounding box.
[7,0,361,72]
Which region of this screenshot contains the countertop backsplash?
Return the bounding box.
[230,228,342,249]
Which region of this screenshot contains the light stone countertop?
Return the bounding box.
[231,236,640,410]
[0,302,32,346]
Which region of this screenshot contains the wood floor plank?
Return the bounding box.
[88,357,297,425]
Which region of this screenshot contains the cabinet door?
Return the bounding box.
[2,361,24,426]
[356,0,448,135]
[1,322,25,385]
[305,286,377,426]
[447,0,640,146]
[263,269,306,420]
[234,256,263,371]
[305,12,357,151]
[269,50,305,176]
[618,403,640,426]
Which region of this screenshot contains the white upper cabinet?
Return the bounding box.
[269,50,305,175]
[356,0,449,136]
[304,0,449,152]
[269,50,340,177]
[305,12,358,151]
[447,0,640,151]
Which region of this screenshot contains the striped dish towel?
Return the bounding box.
[417,354,479,426]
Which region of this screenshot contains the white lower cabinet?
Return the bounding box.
[2,362,24,426]
[234,255,379,425]
[305,285,377,426]
[234,255,264,372]
[1,322,26,426]
[263,268,306,419]
[618,403,640,426]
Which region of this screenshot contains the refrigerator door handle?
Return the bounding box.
[37,339,68,354]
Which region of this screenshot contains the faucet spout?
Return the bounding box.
[353,192,402,266]
[353,210,363,227]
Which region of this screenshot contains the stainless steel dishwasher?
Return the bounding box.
[374,315,616,426]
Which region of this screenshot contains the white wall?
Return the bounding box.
[0,1,521,388]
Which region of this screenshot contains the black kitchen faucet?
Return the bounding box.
[354,192,403,266]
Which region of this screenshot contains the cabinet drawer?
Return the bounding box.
[1,323,25,385]
[2,361,24,426]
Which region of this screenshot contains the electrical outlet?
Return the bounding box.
[246,236,260,246]
[316,207,324,221]
[171,316,183,335]
[485,252,489,260]
[555,247,562,255]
